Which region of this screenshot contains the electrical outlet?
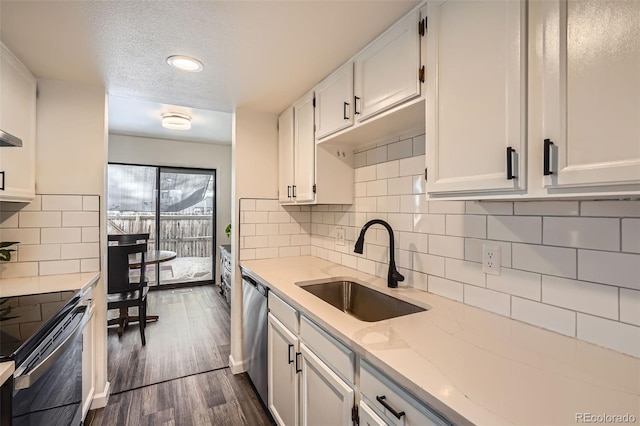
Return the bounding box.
[336,227,346,246]
[482,244,501,275]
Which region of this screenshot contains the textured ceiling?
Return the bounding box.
[1,0,418,141]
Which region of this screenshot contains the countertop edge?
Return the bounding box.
[0,361,14,386]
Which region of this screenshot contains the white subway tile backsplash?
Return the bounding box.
[412,176,426,195]
[241,199,256,211]
[256,199,280,211]
[367,180,387,196]
[80,258,100,273]
[412,135,425,156]
[18,244,61,262]
[512,297,576,337]
[581,201,640,217]
[0,211,19,228]
[622,219,640,253]
[322,212,335,225]
[465,201,513,216]
[0,228,40,245]
[0,262,38,278]
[279,246,301,257]
[279,223,302,235]
[446,215,486,239]
[62,212,98,227]
[290,234,311,246]
[377,196,400,213]
[514,201,580,216]
[543,217,620,251]
[488,216,542,244]
[367,146,388,165]
[578,250,640,290]
[445,258,485,287]
[387,213,413,232]
[41,228,81,244]
[19,212,61,228]
[399,232,428,253]
[355,197,377,213]
[244,211,268,224]
[341,254,358,269]
[542,276,618,320]
[413,253,445,277]
[512,243,576,278]
[357,257,376,275]
[398,155,425,177]
[240,249,256,261]
[82,227,100,243]
[42,195,83,211]
[620,289,640,326]
[245,236,269,249]
[464,285,510,317]
[355,165,376,182]
[366,244,388,263]
[240,223,256,236]
[354,152,367,168]
[487,268,541,301]
[400,195,428,214]
[255,224,279,235]
[268,212,292,224]
[376,161,399,179]
[388,176,413,195]
[413,213,445,235]
[429,235,464,259]
[429,201,466,214]
[255,247,279,259]
[429,276,463,302]
[61,242,99,260]
[334,212,350,226]
[82,196,99,211]
[388,139,413,161]
[355,182,366,197]
[465,238,512,267]
[39,260,80,276]
[577,314,640,358]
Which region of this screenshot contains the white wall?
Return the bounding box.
[108,133,233,284]
[35,78,111,406]
[230,108,278,372]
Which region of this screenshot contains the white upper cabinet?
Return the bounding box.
[278,107,295,203]
[315,63,354,140]
[426,0,527,195]
[0,43,36,202]
[539,0,640,190]
[293,92,316,203]
[355,9,422,122]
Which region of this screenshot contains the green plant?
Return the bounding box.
[0,241,19,262]
[225,224,231,238]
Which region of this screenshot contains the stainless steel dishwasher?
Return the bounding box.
[241,268,269,406]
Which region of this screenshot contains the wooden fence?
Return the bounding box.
[107,214,214,258]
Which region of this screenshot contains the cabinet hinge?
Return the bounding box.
[418,18,426,36]
[312,184,317,194]
[351,405,359,425]
[424,167,428,182]
[313,97,316,108]
[419,65,425,83]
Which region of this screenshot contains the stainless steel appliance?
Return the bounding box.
[0,290,88,426]
[240,268,268,406]
[0,129,22,147]
[219,244,231,306]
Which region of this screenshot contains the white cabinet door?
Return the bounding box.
[278,107,295,203]
[354,10,420,122]
[359,400,388,426]
[81,308,95,419]
[426,0,526,195]
[540,0,640,189]
[293,92,315,203]
[0,43,36,202]
[299,342,354,426]
[268,313,299,426]
[315,63,354,140]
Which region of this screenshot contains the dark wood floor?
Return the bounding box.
[86,285,273,426]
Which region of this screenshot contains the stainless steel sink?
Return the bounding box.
[298,280,427,322]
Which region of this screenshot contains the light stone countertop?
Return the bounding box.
[0,271,100,386]
[241,256,640,426]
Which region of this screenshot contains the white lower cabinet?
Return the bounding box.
[358,400,387,426]
[81,303,96,419]
[268,313,299,426]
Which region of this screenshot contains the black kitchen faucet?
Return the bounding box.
[353,219,405,288]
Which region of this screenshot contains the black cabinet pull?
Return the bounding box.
[287,185,291,198]
[544,138,554,176]
[375,395,405,419]
[292,185,297,198]
[287,344,294,364]
[343,102,349,120]
[506,147,516,180]
[354,96,360,115]
[0,171,4,191]
[295,352,302,373]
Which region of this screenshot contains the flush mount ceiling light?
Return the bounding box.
[166,55,204,72]
[162,113,191,130]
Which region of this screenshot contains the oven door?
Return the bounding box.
[11,304,88,426]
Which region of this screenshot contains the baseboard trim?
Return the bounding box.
[228,354,246,375]
[90,381,111,409]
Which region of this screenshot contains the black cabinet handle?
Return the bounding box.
[0,171,4,191]
[343,102,349,120]
[295,352,302,373]
[287,344,294,364]
[376,395,405,419]
[544,139,554,176]
[292,185,297,198]
[506,147,516,180]
[287,185,291,198]
[354,96,360,115]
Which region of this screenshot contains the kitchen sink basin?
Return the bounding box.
[298,280,427,322]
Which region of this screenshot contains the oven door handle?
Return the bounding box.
[14,305,88,391]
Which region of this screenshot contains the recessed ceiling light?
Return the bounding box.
[162,113,191,130]
[166,55,204,72]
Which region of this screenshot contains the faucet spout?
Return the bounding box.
[354,219,405,288]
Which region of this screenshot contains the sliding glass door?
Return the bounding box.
[107,164,216,287]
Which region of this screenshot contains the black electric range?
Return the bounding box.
[0,290,80,365]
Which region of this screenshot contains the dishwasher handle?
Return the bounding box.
[242,273,269,297]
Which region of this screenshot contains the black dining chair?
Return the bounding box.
[107,242,149,345]
[108,233,150,245]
